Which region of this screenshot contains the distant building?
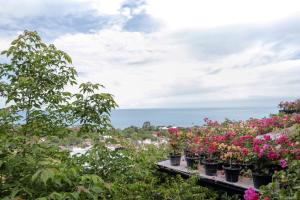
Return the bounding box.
[142,121,151,129]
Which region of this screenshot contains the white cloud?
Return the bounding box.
[53,28,300,108]
[1,0,300,108]
[84,0,126,15]
[145,0,300,30]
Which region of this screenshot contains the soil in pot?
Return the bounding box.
[223,165,241,183]
[186,156,199,169]
[203,160,218,176]
[252,172,272,189]
[170,154,181,166]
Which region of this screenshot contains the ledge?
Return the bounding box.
[157,158,257,193]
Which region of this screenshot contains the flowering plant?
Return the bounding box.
[249,133,296,175]
[201,135,224,161]
[219,143,243,166]
[279,99,300,112]
[167,128,184,155]
[244,187,259,200]
[185,135,202,157]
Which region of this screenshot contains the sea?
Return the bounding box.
[110,107,278,129]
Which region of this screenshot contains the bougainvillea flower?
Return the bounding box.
[244,187,259,200]
[280,159,287,168]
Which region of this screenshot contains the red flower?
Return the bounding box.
[242,148,249,156]
[267,150,279,160]
[263,134,271,141]
[275,134,289,145]
[264,196,270,200]
[168,127,179,134]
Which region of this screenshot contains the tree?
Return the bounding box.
[66,82,117,134]
[0,30,117,135]
[0,30,77,133]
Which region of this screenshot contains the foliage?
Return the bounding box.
[0,31,222,200]
[0,132,223,200]
[260,158,300,200]
[0,30,77,134]
[279,99,300,112]
[66,82,117,134]
[167,128,185,155]
[114,126,159,141]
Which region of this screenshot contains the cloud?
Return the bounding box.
[0,0,130,39]
[145,0,300,30]
[52,23,300,108]
[123,12,161,33]
[1,0,300,108]
[170,16,300,61]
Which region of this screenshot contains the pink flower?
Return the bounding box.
[275,134,289,144]
[253,139,263,146]
[244,187,259,200]
[168,128,179,136]
[264,196,270,200]
[267,150,279,160]
[253,145,260,154]
[263,134,271,141]
[242,148,249,156]
[225,131,236,138]
[280,159,287,168]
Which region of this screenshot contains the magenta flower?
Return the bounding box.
[242,148,249,156]
[275,134,289,144]
[280,159,287,168]
[263,134,271,141]
[168,127,179,135]
[244,187,259,200]
[267,150,279,160]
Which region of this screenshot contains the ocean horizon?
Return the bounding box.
[110,107,278,129]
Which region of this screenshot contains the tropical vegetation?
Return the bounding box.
[1,30,299,200]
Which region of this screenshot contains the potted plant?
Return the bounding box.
[220,144,242,182]
[234,135,254,170]
[185,135,201,169]
[167,128,183,166]
[202,136,221,176]
[279,100,297,114]
[250,138,279,188]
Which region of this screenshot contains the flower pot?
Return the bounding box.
[186,156,199,169]
[279,109,297,114]
[170,154,181,166]
[217,162,224,170]
[199,154,206,165]
[252,172,272,189]
[270,164,284,174]
[241,163,253,170]
[183,148,191,158]
[203,161,218,176]
[223,165,241,183]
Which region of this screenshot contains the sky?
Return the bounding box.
[1,0,300,108]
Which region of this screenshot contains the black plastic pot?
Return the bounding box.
[279,109,297,114]
[199,154,206,165]
[186,156,199,169]
[270,164,284,174]
[217,162,224,170]
[252,172,272,189]
[183,148,191,158]
[203,161,218,176]
[170,154,181,166]
[241,163,253,170]
[223,165,241,183]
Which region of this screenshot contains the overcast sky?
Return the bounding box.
[1,0,300,108]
